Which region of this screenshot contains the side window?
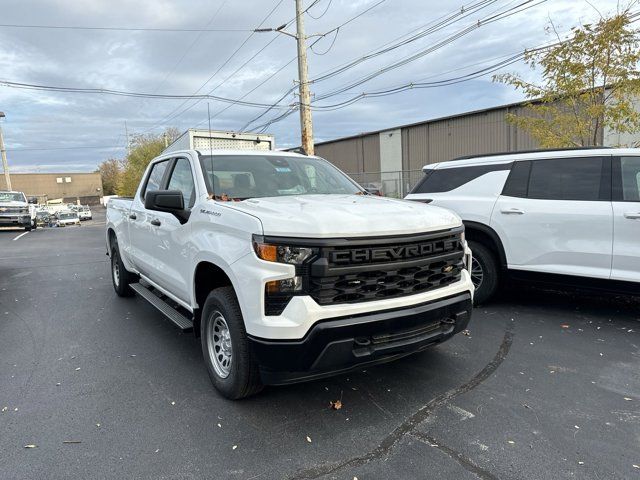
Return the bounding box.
[619,156,640,201]
[143,160,170,199]
[527,157,607,201]
[411,163,512,194]
[167,158,196,208]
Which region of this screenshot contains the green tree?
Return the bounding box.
[494,8,640,147]
[117,128,179,196]
[96,158,122,196]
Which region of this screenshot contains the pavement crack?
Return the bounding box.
[288,324,514,480]
[410,431,499,480]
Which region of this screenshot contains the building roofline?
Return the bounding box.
[311,97,534,147]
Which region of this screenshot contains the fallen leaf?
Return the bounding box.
[462,329,471,336]
[624,397,632,401]
[14,408,18,412]
[507,440,515,444]
[155,449,160,453]
[232,445,237,450]
[217,423,222,428]
[170,401,175,406]
[578,461,584,466]
[329,400,343,410]
[633,464,639,469]
[75,368,81,371]
[96,423,101,428]
[23,444,37,449]
[306,436,312,443]
[561,324,570,329]
[1,407,7,412]
[574,425,580,429]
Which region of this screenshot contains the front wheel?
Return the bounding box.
[201,287,263,399]
[468,240,499,305]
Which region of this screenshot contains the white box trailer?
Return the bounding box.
[163,129,275,154]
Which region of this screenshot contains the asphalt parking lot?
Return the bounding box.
[1,209,639,480]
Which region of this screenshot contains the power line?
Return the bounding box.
[0,80,291,109]
[242,0,496,131]
[307,0,333,20]
[0,23,251,32]
[137,0,287,134]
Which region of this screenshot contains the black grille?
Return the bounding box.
[308,229,464,306]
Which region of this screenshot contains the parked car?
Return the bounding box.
[77,206,92,220]
[0,190,37,230]
[35,210,51,227]
[106,149,474,399]
[405,147,640,303]
[55,210,81,227]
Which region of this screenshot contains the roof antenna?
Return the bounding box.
[207,102,213,153]
[207,102,216,199]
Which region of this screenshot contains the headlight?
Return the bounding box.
[252,236,316,265]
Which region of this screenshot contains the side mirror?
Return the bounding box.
[145,190,184,211]
[28,197,37,204]
[144,190,189,223]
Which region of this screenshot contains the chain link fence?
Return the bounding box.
[347,170,424,198]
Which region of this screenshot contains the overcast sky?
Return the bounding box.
[0,0,623,172]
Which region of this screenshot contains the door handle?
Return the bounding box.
[501,208,525,215]
[624,212,640,219]
[129,213,137,220]
[150,219,161,226]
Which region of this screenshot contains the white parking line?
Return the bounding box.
[13,231,29,242]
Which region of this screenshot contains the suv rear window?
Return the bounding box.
[411,163,511,194]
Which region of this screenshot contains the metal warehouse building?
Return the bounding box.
[312,99,616,197]
[0,172,104,205]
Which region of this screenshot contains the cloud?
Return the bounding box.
[0,0,620,172]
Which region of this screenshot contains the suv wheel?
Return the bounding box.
[468,240,499,305]
[110,242,135,297]
[201,287,263,400]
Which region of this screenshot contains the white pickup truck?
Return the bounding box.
[106,149,474,399]
[0,190,37,230]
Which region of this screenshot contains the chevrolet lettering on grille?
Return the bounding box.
[330,239,459,265]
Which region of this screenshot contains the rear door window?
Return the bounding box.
[527,157,609,201]
[411,163,512,194]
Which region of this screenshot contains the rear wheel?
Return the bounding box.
[468,240,499,305]
[201,287,263,399]
[110,242,135,297]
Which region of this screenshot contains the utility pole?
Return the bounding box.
[294,0,314,156]
[124,120,130,156]
[0,112,11,191]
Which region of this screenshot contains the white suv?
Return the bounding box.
[405,148,640,303]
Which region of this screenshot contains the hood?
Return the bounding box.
[224,194,461,238]
[0,201,28,207]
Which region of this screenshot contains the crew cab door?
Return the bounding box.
[129,157,196,302]
[490,156,613,279]
[611,156,640,282]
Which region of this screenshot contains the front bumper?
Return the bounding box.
[0,215,31,227]
[249,292,472,385]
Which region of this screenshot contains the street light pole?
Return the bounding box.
[0,112,11,191]
[294,0,314,156]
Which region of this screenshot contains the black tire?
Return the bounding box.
[24,225,31,231]
[468,240,499,305]
[201,287,263,400]
[110,242,135,297]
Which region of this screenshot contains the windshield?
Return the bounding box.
[0,192,26,203]
[59,212,77,219]
[199,155,362,200]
